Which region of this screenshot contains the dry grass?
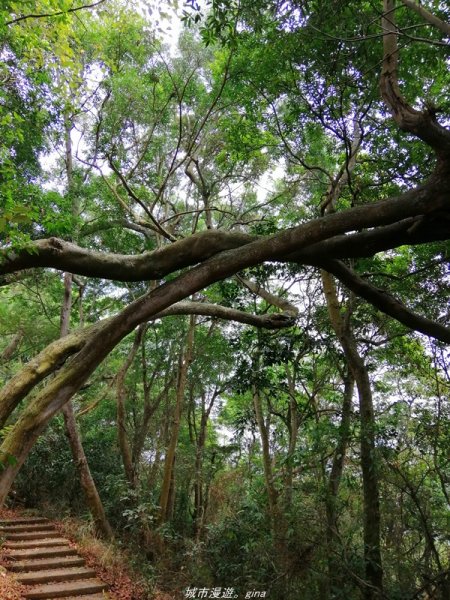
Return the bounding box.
[52,516,176,600]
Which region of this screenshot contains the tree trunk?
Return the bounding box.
[284,365,299,510]
[252,385,279,527]
[58,120,112,539]
[116,325,146,488]
[325,369,354,594]
[321,270,383,599]
[193,411,207,538]
[326,370,354,536]
[1,330,23,364]
[192,389,218,538]
[62,401,113,539]
[148,418,166,490]
[159,316,195,523]
[59,270,113,539]
[166,455,177,522]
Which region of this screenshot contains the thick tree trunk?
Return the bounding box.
[0,323,101,430]
[159,316,195,523]
[321,270,383,599]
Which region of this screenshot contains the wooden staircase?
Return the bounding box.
[1,517,110,599]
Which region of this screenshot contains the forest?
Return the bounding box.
[0,0,449,599]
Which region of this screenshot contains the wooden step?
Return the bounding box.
[5,538,69,549]
[4,530,57,540]
[18,566,97,585]
[7,546,77,560]
[0,523,55,533]
[23,578,108,598]
[9,556,85,572]
[0,517,49,525]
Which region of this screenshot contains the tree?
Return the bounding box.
[1,0,450,597]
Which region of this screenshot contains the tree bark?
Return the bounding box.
[116,325,146,488]
[58,118,112,539]
[192,388,218,538]
[326,370,354,533]
[325,369,354,592]
[252,385,279,526]
[0,179,447,505]
[0,331,23,364]
[284,365,299,511]
[321,270,383,599]
[320,259,450,343]
[399,0,450,36]
[59,272,113,540]
[62,400,113,539]
[380,0,450,157]
[0,322,102,429]
[159,316,195,523]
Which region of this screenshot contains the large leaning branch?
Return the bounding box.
[1,179,448,281]
[0,321,107,429]
[3,213,448,289]
[0,301,295,431]
[321,259,450,343]
[0,184,448,502]
[291,214,450,262]
[0,231,255,281]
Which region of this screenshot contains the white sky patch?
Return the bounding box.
[136,0,185,56]
[256,160,285,202]
[41,3,186,183]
